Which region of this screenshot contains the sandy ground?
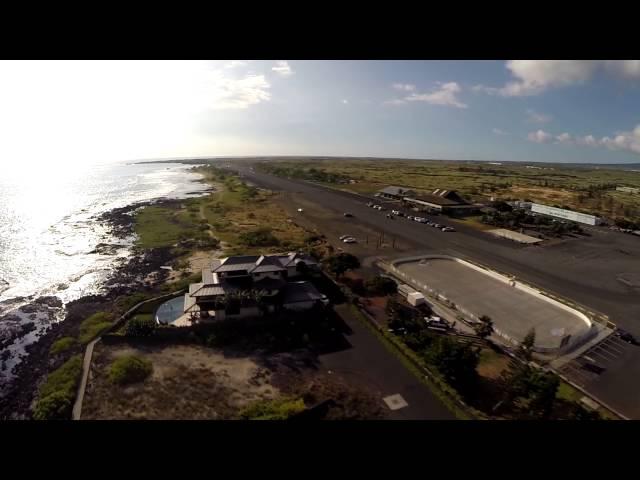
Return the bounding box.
[82,343,278,420]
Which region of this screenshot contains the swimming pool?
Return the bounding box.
[155,296,184,325]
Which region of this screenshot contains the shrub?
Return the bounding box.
[125,316,156,337]
[108,355,153,385]
[239,397,306,420]
[78,312,114,344]
[33,355,83,420]
[238,228,280,247]
[50,337,76,355]
[364,275,398,296]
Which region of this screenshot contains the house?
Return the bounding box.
[377,185,416,200]
[403,189,478,215]
[183,252,326,321]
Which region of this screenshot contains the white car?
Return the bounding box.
[442,227,455,232]
[339,235,351,240]
[297,208,304,212]
[342,237,357,243]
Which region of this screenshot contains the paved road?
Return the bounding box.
[224,162,640,418]
[229,163,640,331]
[321,305,456,420]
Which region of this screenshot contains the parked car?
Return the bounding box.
[442,227,455,232]
[391,210,400,215]
[366,202,374,207]
[343,212,353,217]
[433,223,443,228]
[386,213,394,219]
[407,215,414,221]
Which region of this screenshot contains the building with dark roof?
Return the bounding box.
[403,189,478,215]
[183,252,326,321]
[377,185,416,200]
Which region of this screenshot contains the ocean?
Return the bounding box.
[0,161,210,382]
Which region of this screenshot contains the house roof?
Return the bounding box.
[283,281,325,304]
[253,276,286,290]
[407,190,469,206]
[251,255,286,273]
[378,186,415,196]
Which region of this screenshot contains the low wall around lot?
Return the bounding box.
[386,255,598,354]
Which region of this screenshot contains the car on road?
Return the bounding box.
[342,237,357,243]
[441,227,456,232]
[391,210,400,215]
[616,329,639,345]
[297,208,304,212]
[343,212,353,217]
[339,235,351,240]
[406,215,414,221]
[386,213,394,219]
[433,223,443,228]
[366,202,374,207]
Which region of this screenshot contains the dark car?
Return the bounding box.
[343,212,353,217]
[616,329,639,345]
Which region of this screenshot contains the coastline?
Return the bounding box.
[0,198,196,419]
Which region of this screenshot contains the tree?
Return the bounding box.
[474,315,494,340]
[427,337,480,390]
[528,370,560,418]
[364,275,398,296]
[325,253,360,279]
[518,328,536,362]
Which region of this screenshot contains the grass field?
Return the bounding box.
[256,159,640,222]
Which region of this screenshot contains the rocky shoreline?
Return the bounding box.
[0,199,181,420]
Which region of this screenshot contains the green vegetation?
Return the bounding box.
[324,253,360,279]
[33,355,83,420]
[473,315,494,340]
[78,312,114,344]
[363,275,398,296]
[124,314,156,337]
[108,355,153,385]
[239,397,306,420]
[50,336,76,355]
[238,227,280,247]
[258,158,640,223]
[258,164,352,185]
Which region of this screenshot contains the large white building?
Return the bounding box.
[531,203,602,226]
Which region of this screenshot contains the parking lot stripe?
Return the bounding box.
[589,349,617,362]
[598,343,625,356]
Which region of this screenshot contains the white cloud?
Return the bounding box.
[393,83,416,91]
[384,99,407,106]
[492,128,508,135]
[527,130,553,143]
[526,109,552,124]
[211,74,271,109]
[224,60,248,69]
[475,60,640,97]
[404,82,467,108]
[525,124,640,155]
[576,135,598,147]
[272,60,294,77]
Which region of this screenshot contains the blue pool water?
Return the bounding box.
[155,296,185,324]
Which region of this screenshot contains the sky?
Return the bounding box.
[1,60,640,174]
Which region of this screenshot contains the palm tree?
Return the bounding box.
[474,315,494,340]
